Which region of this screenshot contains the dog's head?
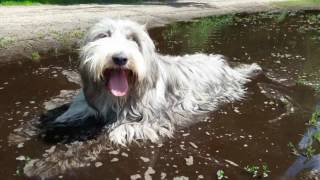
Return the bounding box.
[80,19,156,97]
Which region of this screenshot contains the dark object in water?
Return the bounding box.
[39,104,105,143]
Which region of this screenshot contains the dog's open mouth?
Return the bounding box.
[103,69,131,97]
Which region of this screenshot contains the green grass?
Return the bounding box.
[216,169,228,180]
[244,165,259,178]
[0,0,149,5]
[0,0,36,5]
[31,52,41,62]
[0,37,16,48]
[307,111,320,127]
[244,164,270,178]
[274,0,320,7]
[288,110,320,160]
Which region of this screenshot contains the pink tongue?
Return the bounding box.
[107,70,128,97]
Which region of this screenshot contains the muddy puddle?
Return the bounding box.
[1,10,320,180]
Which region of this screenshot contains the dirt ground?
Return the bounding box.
[0,0,318,63]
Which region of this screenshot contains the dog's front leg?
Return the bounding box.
[43,90,97,128]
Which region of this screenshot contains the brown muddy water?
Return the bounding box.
[1,10,320,180]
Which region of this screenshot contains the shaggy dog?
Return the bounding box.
[17,18,263,178]
[46,18,261,146]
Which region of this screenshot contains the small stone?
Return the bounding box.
[182,133,190,137]
[189,142,198,149]
[121,152,128,157]
[160,172,167,180]
[225,159,239,167]
[109,150,119,155]
[130,174,141,180]
[111,158,119,162]
[140,156,150,163]
[173,176,189,180]
[185,156,193,166]
[234,108,240,113]
[144,167,156,180]
[23,112,29,117]
[13,127,22,132]
[95,162,103,167]
[16,155,26,161]
[17,143,24,148]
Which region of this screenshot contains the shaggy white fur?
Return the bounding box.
[50,18,262,146]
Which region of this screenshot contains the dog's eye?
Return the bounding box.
[94,31,111,40]
[98,34,108,38]
[127,34,140,46]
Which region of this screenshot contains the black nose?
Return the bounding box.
[112,54,128,66]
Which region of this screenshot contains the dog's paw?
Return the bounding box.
[249,63,263,74]
[108,123,160,146]
[235,63,262,78]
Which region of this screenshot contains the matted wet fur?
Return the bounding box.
[22,18,261,178]
[45,18,261,145]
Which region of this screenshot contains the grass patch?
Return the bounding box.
[0,0,149,5]
[288,110,320,159]
[307,111,320,126]
[31,52,41,62]
[216,169,228,180]
[0,37,16,48]
[0,0,37,5]
[274,0,320,7]
[244,164,270,178]
[50,29,85,50]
